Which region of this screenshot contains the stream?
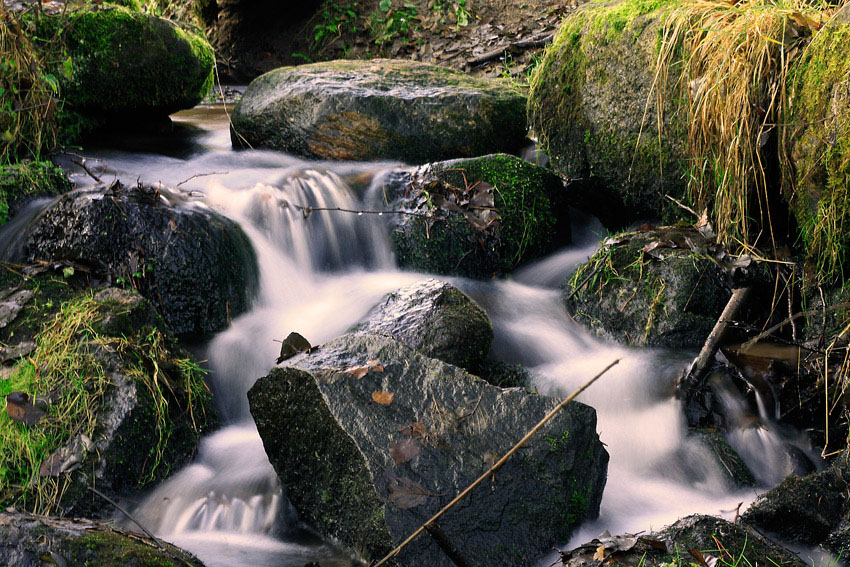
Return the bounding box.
[53,104,816,566]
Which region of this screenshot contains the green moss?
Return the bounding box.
[45,6,214,114]
[787,23,850,285]
[0,161,71,225]
[65,531,187,567]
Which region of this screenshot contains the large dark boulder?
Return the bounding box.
[563,227,730,348]
[528,0,688,222]
[248,333,607,567]
[351,278,493,374]
[386,154,569,278]
[561,514,804,567]
[230,59,528,163]
[0,511,205,567]
[19,183,258,337]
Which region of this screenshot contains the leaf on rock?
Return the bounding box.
[688,548,719,567]
[468,181,495,209]
[398,422,427,439]
[391,437,419,466]
[372,390,394,405]
[345,359,384,379]
[593,546,606,561]
[388,475,431,509]
[276,332,312,363]
[39,448,82,477]
[639,537,668,551]
[5,392,46,426]
[696,209,716,240]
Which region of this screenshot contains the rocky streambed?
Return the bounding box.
[3,0,850,565]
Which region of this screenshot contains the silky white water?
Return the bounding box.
[57,105,813,566]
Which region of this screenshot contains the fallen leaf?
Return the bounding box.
[639,537,668,551]
[276,332,312,363]
[372,390,394,405]
[594,545,606,561]
[387,475,431,509]
[5,392,46,426]
[38,447,82,477]
[391,437,419,466]
[688,548,718,567]
[398,422,427,438]
[468,181,495,208]
[345,359,384,379]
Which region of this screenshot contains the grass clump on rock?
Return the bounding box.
[0,285,212,515]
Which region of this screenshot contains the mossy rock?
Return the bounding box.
[786,3,850,285]
[390,154,568,278]
[230,59,528,163]
[528,0,688,222]
[0,161,71,226]
[0,267,217,517]
[563,228,730,348]
[0,511,205,567]
[51,6,214,117]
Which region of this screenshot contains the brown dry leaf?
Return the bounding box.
[688,548,718,567]
[372,390,395,405]
[391,437,419,466]
[388,475,431,509]
[5,392,46,426]
[345,359,384,379]
[398,422,427,439]
[593,546,606,561]
[276,332,312,363]
[639,537,668,552]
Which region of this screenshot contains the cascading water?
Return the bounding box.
[55,105,817,566]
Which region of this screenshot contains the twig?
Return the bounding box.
[372,359,619,567]
[677,287,751,402]
[467,33,555,67]
[71,158,102,184]
[565,261,603,302]
[86,486,164,549]
[741,301,850,350]
[293,204,435,220]
[175,171,229,187]
[664,194,699,218]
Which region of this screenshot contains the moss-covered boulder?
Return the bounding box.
[786,3,850,284]
[248,333,607,567]
[561,514,804,567]
[18,182,258,337]
[0,269,216,517]
[230,59,528,163]
[0,161,71,226]
[351,278,493,374]
[528,0,688,222]
[563,227,730,348]
[389,154,569,278]
[0,511,205,567]
[53,6,214,118]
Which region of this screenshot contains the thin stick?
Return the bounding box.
[372,359,620,567]
[87,486,164,549]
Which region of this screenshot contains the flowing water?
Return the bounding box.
[34,105,819,565]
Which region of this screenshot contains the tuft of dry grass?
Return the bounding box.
[656,0,835,251]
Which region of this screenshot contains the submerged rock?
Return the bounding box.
[248,333,607,567]
[0,511,205,567]
[351,278,493,373]
[560,514,804,567]
[230,59,527,163]
[387,154,569,278]
[528,0,687,222]
[563,228,730,348]
[19,182,258,337]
